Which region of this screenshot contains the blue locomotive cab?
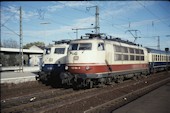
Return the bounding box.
[36,40,70,86]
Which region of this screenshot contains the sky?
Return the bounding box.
[1,1,170,50]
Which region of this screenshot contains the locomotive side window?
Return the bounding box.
[122,47,128,53]
[130,55,135,60]
[54,48,65,54]
[114,45,145,61]
[135,49,140,54]
[98,43,105,51]
[136,56,140,60]
[123,55,128,60]
[129,48,135,53]
[140,50,144,54]
[79,43,92,50]
[115,46,121,52]
[141,56,144,60]
[45,48,51,55]
[115,54,122,61]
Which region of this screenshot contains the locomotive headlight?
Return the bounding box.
[58,61,61,67]
[49,58,53,62]
[65,66,68,70]
[85,66,91,70]
[42,63,44,67]
[73,56,79,60]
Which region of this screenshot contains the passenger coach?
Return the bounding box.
[147,48,170,73]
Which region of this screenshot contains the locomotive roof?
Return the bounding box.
[53,39,71,44]
[72,33,143,48]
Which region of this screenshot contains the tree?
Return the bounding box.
[23,41,45,49]
[2,38,19,48]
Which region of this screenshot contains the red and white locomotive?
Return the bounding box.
[60,34,150,88]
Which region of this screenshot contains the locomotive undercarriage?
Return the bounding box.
[37,70,63,87]
[60,69,149,89]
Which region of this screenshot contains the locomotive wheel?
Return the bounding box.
[116,76,124,83]
[132,76,137,81]
[88,80,93,89]
[72,82,79,90]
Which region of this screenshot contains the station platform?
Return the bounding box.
[0,72,38,84]
[112,82,170,113]
[0,66,40,72]
[0,66,40,84]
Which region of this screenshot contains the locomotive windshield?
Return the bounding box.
[54,48,65,54]
[69,43,92,50]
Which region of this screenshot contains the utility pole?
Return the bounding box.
[153,36,160,50]
[165,48,169,71]
[125,30,141,42]
[72,27,95,39]
[19,6,23,72]
[86,6,99,34]
[72,29,78,39]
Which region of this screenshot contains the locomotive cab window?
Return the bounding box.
[45,48,51,55]
[54,48,65,54]
[98,43,105,51]
[69,44,78,50]
[69,43,92,50]
[79,43,92,50]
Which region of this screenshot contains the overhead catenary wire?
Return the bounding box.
[136,0,169,27]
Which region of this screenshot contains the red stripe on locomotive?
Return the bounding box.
[68,64,148,74]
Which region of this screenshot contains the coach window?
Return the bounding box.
[129,48,135,53]
[98,43,105,51]
[130,55,135,60]
[157,55,159,61]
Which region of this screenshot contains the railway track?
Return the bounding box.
[84,74,169,113]
[1,71,169,113]
[45,72,170,113]
[1,81,53,99]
